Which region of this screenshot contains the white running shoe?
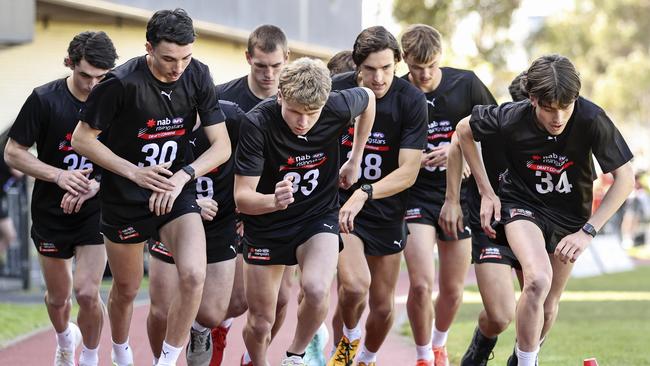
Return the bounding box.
[281,355,306,366]
[54,322,82,366]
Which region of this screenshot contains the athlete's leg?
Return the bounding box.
[541,255,574,340]
[475,263,517,338]
[39,255,73,333]
[434,236,472,333]
[335,233,371,330]
[225,254,248,318]
[505,221,552,352]
[0,217,17,253]
[363,252,402,352]
[159,213,207,347]
[104,240,145,344]
[403,223,436,346]
[243,263,285,366]
[146,257,178,358]
[272,265,296,340]
[287,233,338,354]
[72,244,107,349]
[196,258,236,328]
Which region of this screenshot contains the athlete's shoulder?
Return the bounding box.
[573,96,605,121]
[218,100,245,121]
[332,71,357,90]
[392,76,426,100]
[186,57,211,75]
[216,75,247,95]
[245,98,279,128]
[109,56,144,80]
[32,78,67,101]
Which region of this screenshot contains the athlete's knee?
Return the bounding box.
[148,302,168,324]
[227,295,248,318]
[369,298,394,320]
[111,279,140,303]
[543,298,560,323]
[177,266,206,294]
[437,283,464,308]
[301,280,330,306]
[74,284,101,310]
[276,286,291,309]
[339,278,370,303]
[408,280,433,304]
[522,272,552,301]
[45,292,71,309]
[196,309,224,329]
[247,312,274,340]
[486,310,514,334]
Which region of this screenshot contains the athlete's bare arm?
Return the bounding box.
[339,147,420,233]
[234,174,294,215]
[4,138,91,196]
[438,133,465,238]
[555,161,634,263]
[456,116,500,237]
[71,121,175,193]
[339,87,376,189]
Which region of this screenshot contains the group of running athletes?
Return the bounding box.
[4,7,635,366]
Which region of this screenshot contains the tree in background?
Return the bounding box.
[392,0,522,99]
[530,0,650,128]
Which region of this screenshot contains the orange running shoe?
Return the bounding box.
[327,336,360,366]
[433,346,449,366]
[416,359,434,366]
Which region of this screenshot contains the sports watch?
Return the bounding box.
[360,183,373,200]
[181,165,196,180]
[581,222,597,237]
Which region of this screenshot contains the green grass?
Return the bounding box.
[402,266,650,365]
[0,277,149,348]
[0,303,78,347]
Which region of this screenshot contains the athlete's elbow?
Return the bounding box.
[3,144,18,169]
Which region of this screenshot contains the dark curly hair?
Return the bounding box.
[66,31,117,70]
[146,8,196,47]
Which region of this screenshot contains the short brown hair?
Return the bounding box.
[400,24,442,64]
[522,55,580,107]
[247,24,288,56]
[327,50,355,75]
[352,26,401,66]
[279,58,331,110]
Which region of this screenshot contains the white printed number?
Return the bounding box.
[138,141,178,167]
[535,171,573,194]
[284,169,320,196]
[425,141,450,172]
[196,176,214,199]
[63,153,92,171]
[347,152,382,180]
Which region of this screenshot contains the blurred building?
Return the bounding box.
[0,0,362,131]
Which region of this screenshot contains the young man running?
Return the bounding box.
[399,24,496,366]
[214,24,291,366]
[456,54,634,366]
[72,9,231,366]
[328,26,428,366]
[235,57,375,366]
[4,31,117,366]
[145,100,244,366]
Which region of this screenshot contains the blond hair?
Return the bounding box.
[400,24,442,64]
[279,57,331,109]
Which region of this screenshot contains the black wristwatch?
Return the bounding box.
[360,183,373,200]
[581,222,597,237]
[181,165,196,180]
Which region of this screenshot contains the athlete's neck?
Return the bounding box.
[247,74,278,100]
[66,76,89,102]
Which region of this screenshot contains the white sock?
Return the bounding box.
[112,339,133,366]
[342,324,362,341]
[431,327,448,348]
[356,344,376,363]
[220,318,233,328]
[78,344,99,366]
[56,324,74,350]
[192,320,208,332]
[416,343,433,361]
[516,344,540,366]
[157,341,183,365]
[242,351,252,363]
